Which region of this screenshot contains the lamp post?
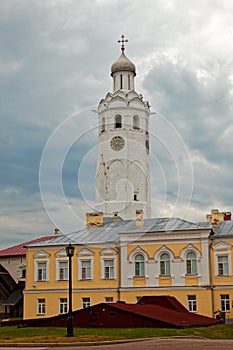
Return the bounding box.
[66,243,75,337]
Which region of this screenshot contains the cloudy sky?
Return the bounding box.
[1,0,233,248]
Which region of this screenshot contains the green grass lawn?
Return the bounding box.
[0,324,232,343]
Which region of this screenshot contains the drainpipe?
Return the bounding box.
[115,246,121,302]
[209,234,215,317]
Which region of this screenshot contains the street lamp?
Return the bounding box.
[66,243,75,337]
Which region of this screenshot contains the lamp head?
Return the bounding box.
[66,243,75,257]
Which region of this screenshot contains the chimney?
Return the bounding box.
[54,228,60,236]
[136,209,144,227]
[86,212,104,227]
[206,209,231,226]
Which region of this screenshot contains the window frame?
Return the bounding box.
[187,295,197,312]
[186,252,197,276]
[34,251,50,282]
[104,259,115,279]
[78,249,94,281]
[37,298,46,315]
[101,117,105,133]
[105,297,114,303]
[213,243,232,277]
[82,297,90,309]
[217,255,229,276]
[59,298,68,314]
[115,114,122,129]
[160,253,170,276]
[220,294,230,312]
[81,260,92,280]
[135,254,145,277]
[37,262,47,282]
[133,115,140,130]
[58,261,68,281]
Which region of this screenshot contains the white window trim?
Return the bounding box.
[56,258,69,281]
[77,248,94,280]
[213,242,232,277]
[59,298,68,314]
[179,244,202,278]
[100,248,117,280]
[187,295,197,313]
[78,257,94,280]
[128,247,148,279]
[37,298,46,315]
[154,245,175,278]
[34,251,50,282]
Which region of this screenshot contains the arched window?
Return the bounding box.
[186,252,197,275]
[135,254,145,277]
[160,253,170,276]
[115,114,122,129]
[101,117,105,133]
[133,115,139,130]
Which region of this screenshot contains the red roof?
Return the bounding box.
[108,303,218,327]
[0,236,56,257]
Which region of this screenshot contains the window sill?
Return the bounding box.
[80,278,92,281]
[56,279,68,282]
[159,275,171,278]
[36,280,48,282]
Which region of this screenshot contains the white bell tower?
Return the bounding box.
[95,35,151,219]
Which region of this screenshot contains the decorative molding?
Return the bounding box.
[33,250,50,259]
[77,248,95,257]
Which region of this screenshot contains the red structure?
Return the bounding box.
[9,296,220,329]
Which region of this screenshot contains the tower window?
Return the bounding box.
[128,74,130,89]
[133,115,139,130]
[115,114,122,129]
[120,74,123,89]
[145,139,149,154]
[134,191,139,201]
[101,117,105,133]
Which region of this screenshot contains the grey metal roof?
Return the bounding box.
[212,220,233,237]
[3,288,23,306]
[26,217,212,248]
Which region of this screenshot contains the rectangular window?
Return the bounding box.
[187,260,197,275]
[135,261,145,277]
[59,298,68,314]
[120,74,123,89]
[81,260,91,279]
[37,298,45,314]
[82,297,90,309]
[160,261,170,276]
[104,259,114,279]
[37,262,47,281]
[187,295,197,312]
[59,261,68,280]
[220,294,230,312]
[218,256,229,276]
[105,297,113,303]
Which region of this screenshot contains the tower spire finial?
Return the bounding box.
[118,34,128,52]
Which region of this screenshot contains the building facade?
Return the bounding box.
[23,213,233,321]
[23,37,233,322]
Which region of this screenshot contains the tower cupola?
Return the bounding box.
[111,35,136,91]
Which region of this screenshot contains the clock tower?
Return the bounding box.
[95,35,151,219]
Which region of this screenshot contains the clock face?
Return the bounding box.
[110,136,125,151]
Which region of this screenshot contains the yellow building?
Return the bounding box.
[23,212,233,321]
[23,39,233,322]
